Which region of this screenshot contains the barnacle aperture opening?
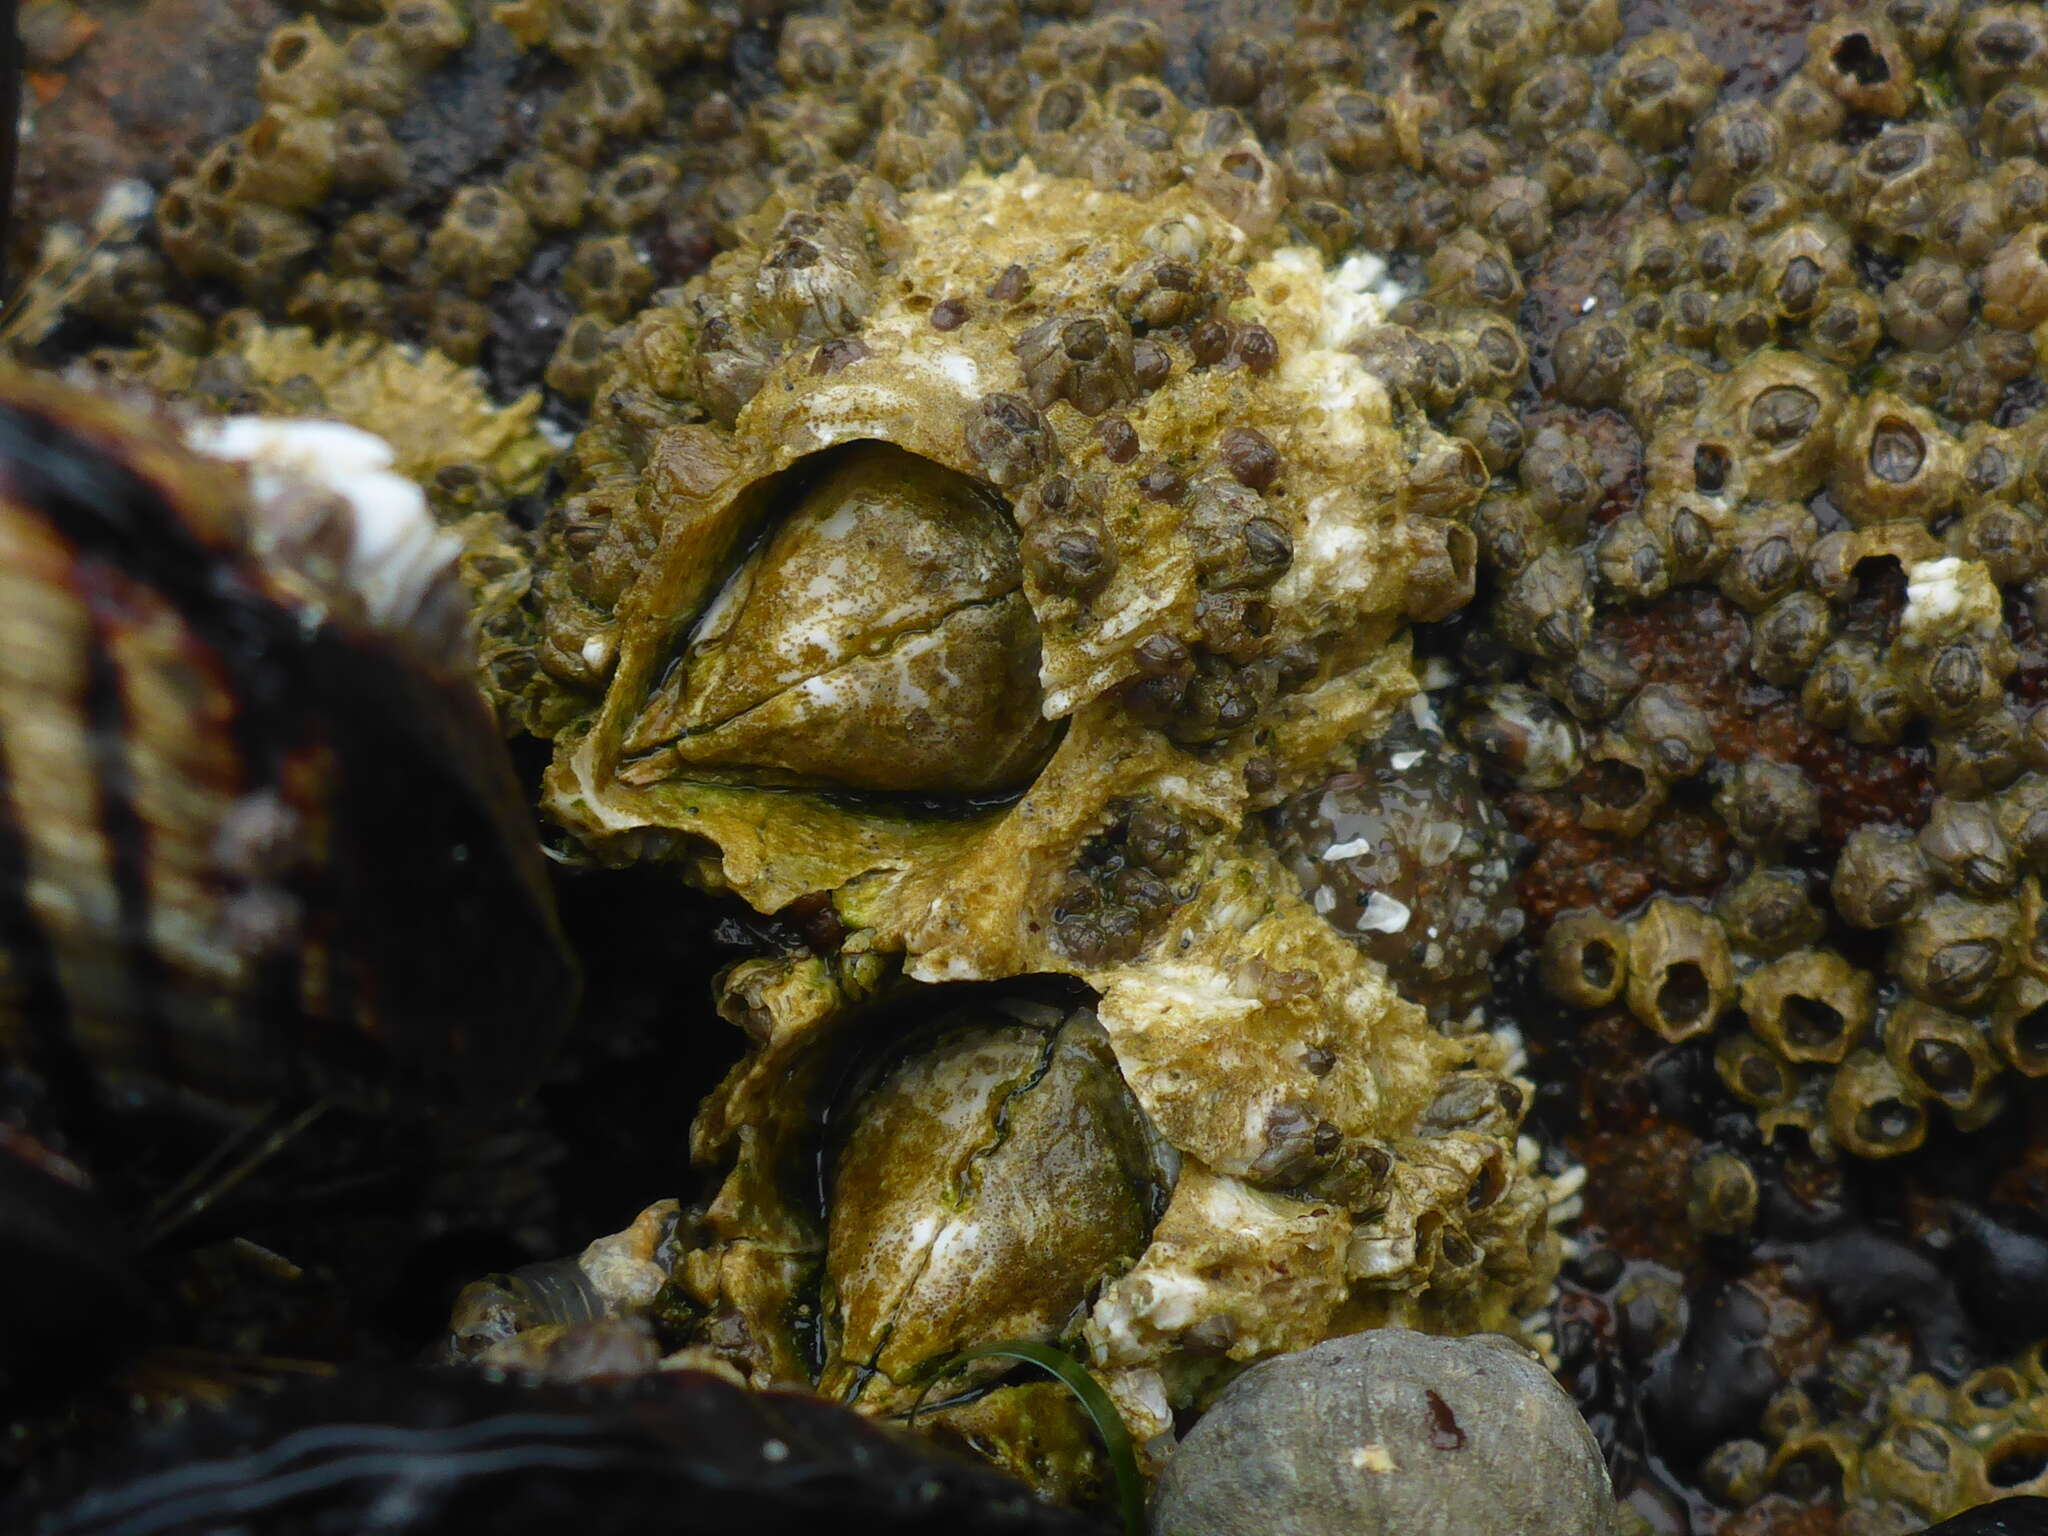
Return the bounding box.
[621,440,1059,796]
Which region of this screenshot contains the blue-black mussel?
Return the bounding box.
[0,370,577,1402]
[14,1365,1107,1535]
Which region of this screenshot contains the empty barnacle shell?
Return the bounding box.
[1742,949,1875,1066]
[1579,733,1669,838]
[0,370,575,1125]
[1717,1029,1800,1111]
[1826,1049,1928,1158]
[1540,910,1629,1008]
[1687,1150,1759,1236]
[1625,897,1734,1043]
[1991,976,2048,1077]
[1882,999,2001,1124]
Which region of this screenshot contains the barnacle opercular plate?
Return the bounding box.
[530,159,1560,1470]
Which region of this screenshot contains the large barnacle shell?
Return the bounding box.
[622,443,1056,793]
[821,1000,1163,1410]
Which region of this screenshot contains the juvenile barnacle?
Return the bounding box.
[1804,288,1885,368]
[1550,316,1634,408]
[1715,758,1821,855]
[1015,310,1138,417]
[1602,29,1722,151]
[1981,225,2048,330]
[1954,4,2048,104]
[1721,503,1819,612]
[1653,491,1733,585]
[1827,394,1963,527]
[1542,129,1646,214]
[1595,513,1671,603]
[1688,101,1785,211]
[1458,174,1550,260]
[1425,230,1524,315]
[1494,545,1591,660]
[1851,123,1972,251]
[1718,868,1827,958]
[1440,0,1557,105]
[427,185,538,297]
[1508,58,1594,141]
[1891,892,2020,1010]
[1621,685,1715,782]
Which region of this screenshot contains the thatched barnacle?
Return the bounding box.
[615,442,1058,796]
[522,160,1563,1478]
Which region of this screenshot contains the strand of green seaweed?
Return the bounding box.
[908,1340,1145,1536]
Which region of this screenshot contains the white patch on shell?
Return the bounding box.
[1903,556,2000,648]
[935,351,981,391]
[188,417,456,632]
[92,179,156,234]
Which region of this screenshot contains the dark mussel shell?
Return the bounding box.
[1918,1500,2048,1535]
[0,371,575,1127]
[0,371,576,1400]
[14,1366,1110,1535]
